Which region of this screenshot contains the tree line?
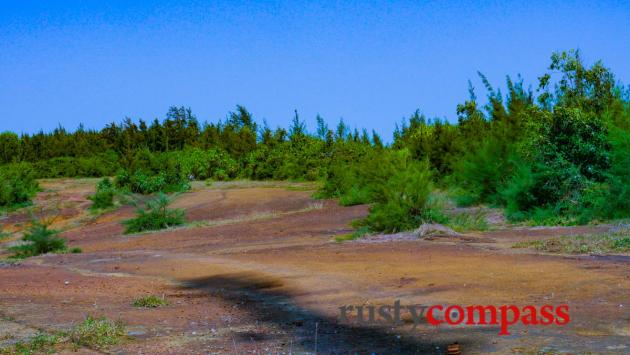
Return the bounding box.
[2,50,630,229]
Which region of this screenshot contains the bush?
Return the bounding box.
[89,178,115,210]
[318,148,409,205]
[122,193,185,234]
[0,163,39,209]
[8,221,67,259]
[358,160,446,233]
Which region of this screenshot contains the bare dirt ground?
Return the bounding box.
[1,179,629,354]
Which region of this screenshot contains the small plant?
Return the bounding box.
[132,295,169,308]
[122,193,185,234]
[2,332,61,354]
[89,178,115,210]
[8,221,67,259]
[69,247,82,254]
[69,315,126,349]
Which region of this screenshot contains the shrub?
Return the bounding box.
[318,148,410,205]
[358,160,446,233]
[8,221,67,259]
[69,316,126,349]
[0,163,39,209]
[122,193,185,234]
[89,178,115,210]
[132,295,169,308]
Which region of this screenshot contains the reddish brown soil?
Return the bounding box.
[1,180,629,354]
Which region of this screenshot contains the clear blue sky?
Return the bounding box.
[1,1,629,139]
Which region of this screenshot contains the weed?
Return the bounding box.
[69,316,126,349]
[132,295,169,308]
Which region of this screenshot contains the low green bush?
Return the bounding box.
[8,221,67,259]
[122,193,185,234]
[89,178,115,210]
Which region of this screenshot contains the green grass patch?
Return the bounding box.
[1,332,61,355]
[513,231,630,254]
[132,295,169,308]
[333,233,360,243]
[69,316,126,349]
[0,316,126,354]
[334,226,370,242]
[446,210,489,232]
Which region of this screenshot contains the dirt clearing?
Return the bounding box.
[1,180,629,353]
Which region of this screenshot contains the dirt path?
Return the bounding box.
[1,180,629,353]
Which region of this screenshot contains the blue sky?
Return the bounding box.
[1,1,629,139]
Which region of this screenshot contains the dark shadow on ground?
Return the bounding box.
[181,272,485,354]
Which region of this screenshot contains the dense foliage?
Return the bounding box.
[2,50,629,229]
[0,163,39,209]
